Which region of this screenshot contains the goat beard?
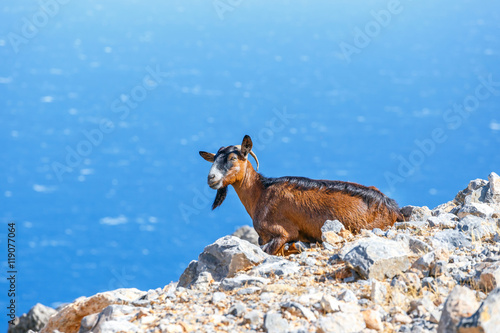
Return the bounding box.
[212,186,228,210]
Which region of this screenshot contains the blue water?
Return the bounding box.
[1,0,499,315]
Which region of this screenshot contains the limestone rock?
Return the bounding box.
[478,261,500,292]
[456,215,497,240]
[280,301,316,322]
[432,201,459,217]
[412,249,450,277]
[430,230,472,250]
[401,205,432,221]
[321,219,346,245]
[457,202,494,219]
[177,260,198,289]
[211,292,226,303]
[320,295,341,313]
[338,289,357,303]
[371,280,387,304]
[178,236,268,288]
[317,311,366,333]
[8,303,56,333]
[485,172,500,204]
[457,287,500,333]
[189,271,214,290]
[394,221,429,230]
[232,225,259,245]
[243,310,261,325]
[339,236,410,280]
[40,288,145,333]
[94,320,139,333]
[228,302,246,317]
[220,274,270,291]
[362,309,383,331]
[393,312,412,324]
[88,304,139,333]
[248,256,299,277]
[437,286,479,333]
[395,234,433,255]
[454,179,489,206]
[428,213,459,229]
[322,219,345,234]
[263,311,288,333]
[79,313,99,332]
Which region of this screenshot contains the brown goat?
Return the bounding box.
[199,135,403,255]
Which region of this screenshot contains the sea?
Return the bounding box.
[1,0,499,316]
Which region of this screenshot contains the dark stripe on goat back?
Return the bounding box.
[260,174,400,212]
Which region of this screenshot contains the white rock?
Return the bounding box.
[428,213,459,229]
[486,172,500,203]
[457,203,494,219]
[320,295,341,313]
[40,288,145,333]
[479,261,500,292]
[232,225,259,245]
[437,286,479,333]
[8,303,56,333]
[362,309,383,331]
[249,256,300,277]
[401,205,432,221]
[244,310,261,325]
[317,311,366,333]
[340,236,410,280]
[220,274,270,291]
[178,236,268,288]
[211,292,226,303]
[94,320,139,333]
[432,201,459,217]
[371,280,387,305]
[280,302,317,322]
[457,287,500,333]
[263,311,288,333]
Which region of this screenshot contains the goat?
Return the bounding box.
[199,135,403,255]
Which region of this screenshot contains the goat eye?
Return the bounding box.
[230,156,237,161]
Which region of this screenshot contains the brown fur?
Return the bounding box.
[200,135,403,255]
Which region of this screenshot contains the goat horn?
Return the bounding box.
[234,145,260,171]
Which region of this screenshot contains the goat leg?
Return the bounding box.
[261,236,287,255]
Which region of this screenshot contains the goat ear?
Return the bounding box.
[199,151,215,162]
[241,135,253,157]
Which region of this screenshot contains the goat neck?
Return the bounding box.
[231,160,263,220]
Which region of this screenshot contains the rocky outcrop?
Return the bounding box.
[437,286,479,333]
[40,288,145,333]
[178,235,268,288]
[10,172,500,333]
[457,287,500,333]
[8,303,56,333]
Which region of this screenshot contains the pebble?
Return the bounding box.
[227,302,246,317]
[211,291,226,303]
[243,310,261,325]
[263,311,289,333]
